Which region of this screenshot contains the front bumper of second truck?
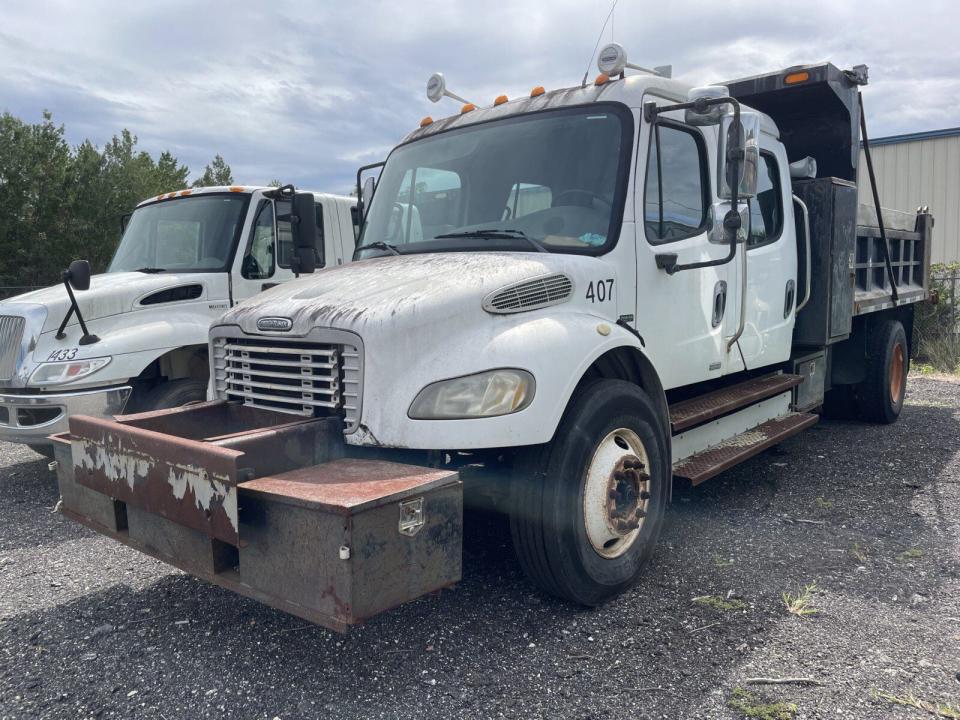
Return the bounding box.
[0,385,132,445]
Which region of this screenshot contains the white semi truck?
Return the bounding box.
[53,57,931,631]
[0,185,356,454]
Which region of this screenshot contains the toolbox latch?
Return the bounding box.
[398,497,425,537]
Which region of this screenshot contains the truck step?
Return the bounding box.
[669,373,803,433]
[672,412,818,485]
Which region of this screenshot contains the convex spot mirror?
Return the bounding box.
[66,260,91,291]
[361,176,376,218]
[717,111,760,200]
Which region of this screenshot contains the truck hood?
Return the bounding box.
[5,272,220,334]
[218,252,615,336]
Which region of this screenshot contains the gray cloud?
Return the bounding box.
[1,0,956,195]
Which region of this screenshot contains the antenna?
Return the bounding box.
[580,0,620,88]
[426,73,473,106]
[597,42,672,79]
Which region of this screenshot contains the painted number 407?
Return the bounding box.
[585,279,614,303]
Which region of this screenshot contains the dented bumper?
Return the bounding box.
[54,401,462,632]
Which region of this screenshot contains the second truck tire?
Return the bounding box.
[855,319,908,424]
[129,378,209,414]
[510,379,669,606]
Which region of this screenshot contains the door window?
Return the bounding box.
[644,123,708,243]
[241,201,276,279]
[747,153,783,248]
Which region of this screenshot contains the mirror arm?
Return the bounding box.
[645,97,743,274]
[355,161,385,224]
[56,273,99,345]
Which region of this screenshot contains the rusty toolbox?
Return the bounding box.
[51,401,461,632]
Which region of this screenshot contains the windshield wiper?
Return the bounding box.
[354,241,401,256]
[134,267,166,273]
[433,229,549,253]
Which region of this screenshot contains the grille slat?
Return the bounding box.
[0,315,25,381]
[213,335,361,430]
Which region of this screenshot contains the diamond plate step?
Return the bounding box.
[669,373,803,434]
[672,412,818,485]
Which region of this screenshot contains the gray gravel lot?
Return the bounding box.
[0,376,958,719]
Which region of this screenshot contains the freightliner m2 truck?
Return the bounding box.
[0,185,356,455]
[52,57,931,632]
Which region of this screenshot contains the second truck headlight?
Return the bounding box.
[30,356,112,386]
[409,369,535,419]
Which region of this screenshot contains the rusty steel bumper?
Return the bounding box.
[52,401,462,632]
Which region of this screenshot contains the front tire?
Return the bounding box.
[127,378,208,414]
[510,380,669,606]
[854,319,908,424]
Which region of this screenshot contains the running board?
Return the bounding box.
[673,412,819,485]
[669,373,803,433]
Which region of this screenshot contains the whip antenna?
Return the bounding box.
[581,0,620,88]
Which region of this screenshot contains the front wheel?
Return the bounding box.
[510,379,669,605]
[127,378,208,414]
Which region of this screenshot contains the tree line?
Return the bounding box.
[0,111,233,293]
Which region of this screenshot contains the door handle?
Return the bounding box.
[712,280,727,328]
[784,279,796,319]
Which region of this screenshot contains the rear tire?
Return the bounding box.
[128,379,208,414]
[854,319,908,424]
[509,379,669,606]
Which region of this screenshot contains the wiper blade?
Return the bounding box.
[432,229,549,253]
[354,241,401,256]
[134,267,166,273]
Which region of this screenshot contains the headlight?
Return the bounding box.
[30,357,112,386]
[409,369,535,420]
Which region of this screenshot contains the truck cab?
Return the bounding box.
[0,185,357,453]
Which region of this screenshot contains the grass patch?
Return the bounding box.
[782,583,819,617]
[875,690,960,719]
[898,547,923,561]
[727,687,797,720]
[814,497,834,510]
[693,595,746,611]
[850,542,867,562]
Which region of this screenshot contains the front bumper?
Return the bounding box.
[0,385,132,446]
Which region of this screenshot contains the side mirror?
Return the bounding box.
[120,212,132,234]
[717,111,760,200]
[361,176,376,217]
[66,260,92,291]
[290,192,317,275]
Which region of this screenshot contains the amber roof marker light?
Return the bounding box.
[784,70,810,85]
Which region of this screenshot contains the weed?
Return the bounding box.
[727,687,797,720]
[875,690,960,719]
[782,583,819,617]
[815,497,834,509]
[693,595,746,611]
[850,542,867,562]
[898,548,923,561]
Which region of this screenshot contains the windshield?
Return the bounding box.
[108,194,250,273]
[360,104,632,256]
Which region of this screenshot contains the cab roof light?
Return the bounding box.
[420,116,434,127]
[784,70,810,85]
[228,186,245,192]
[461,103,476,114]
[179,189,192,196]
[530,86,545,97]
[493,94,508,106]
[595,73,609,86]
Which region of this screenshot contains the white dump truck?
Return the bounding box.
[53,57,931,632]
[0,185,356,454]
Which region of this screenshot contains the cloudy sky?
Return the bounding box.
[1,0,957,194]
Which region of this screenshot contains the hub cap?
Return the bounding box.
[583,428,651,559]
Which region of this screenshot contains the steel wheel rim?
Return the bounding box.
[890,342,905,403]
[583,428,651,559]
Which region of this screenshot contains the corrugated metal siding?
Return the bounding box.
[858,135,960,264]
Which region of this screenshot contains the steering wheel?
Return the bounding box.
[553,189,612,212]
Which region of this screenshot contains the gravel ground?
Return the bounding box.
[0,376,958,720]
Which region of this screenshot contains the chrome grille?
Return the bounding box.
[0,315,25,381]
[213,336,361,430]
[483,273,574,314]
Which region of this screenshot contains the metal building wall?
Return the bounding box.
[857,134,960,265]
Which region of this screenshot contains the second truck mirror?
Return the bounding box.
[718,111,760,200]
[361,176,376,220]
[291,192,317,275]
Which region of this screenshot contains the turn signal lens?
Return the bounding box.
[30,357,112,386]
[784,71,810,85]
[530,86,545,97]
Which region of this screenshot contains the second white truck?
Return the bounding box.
[0,185,356,454]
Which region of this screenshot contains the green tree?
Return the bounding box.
[192,154,234,187]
